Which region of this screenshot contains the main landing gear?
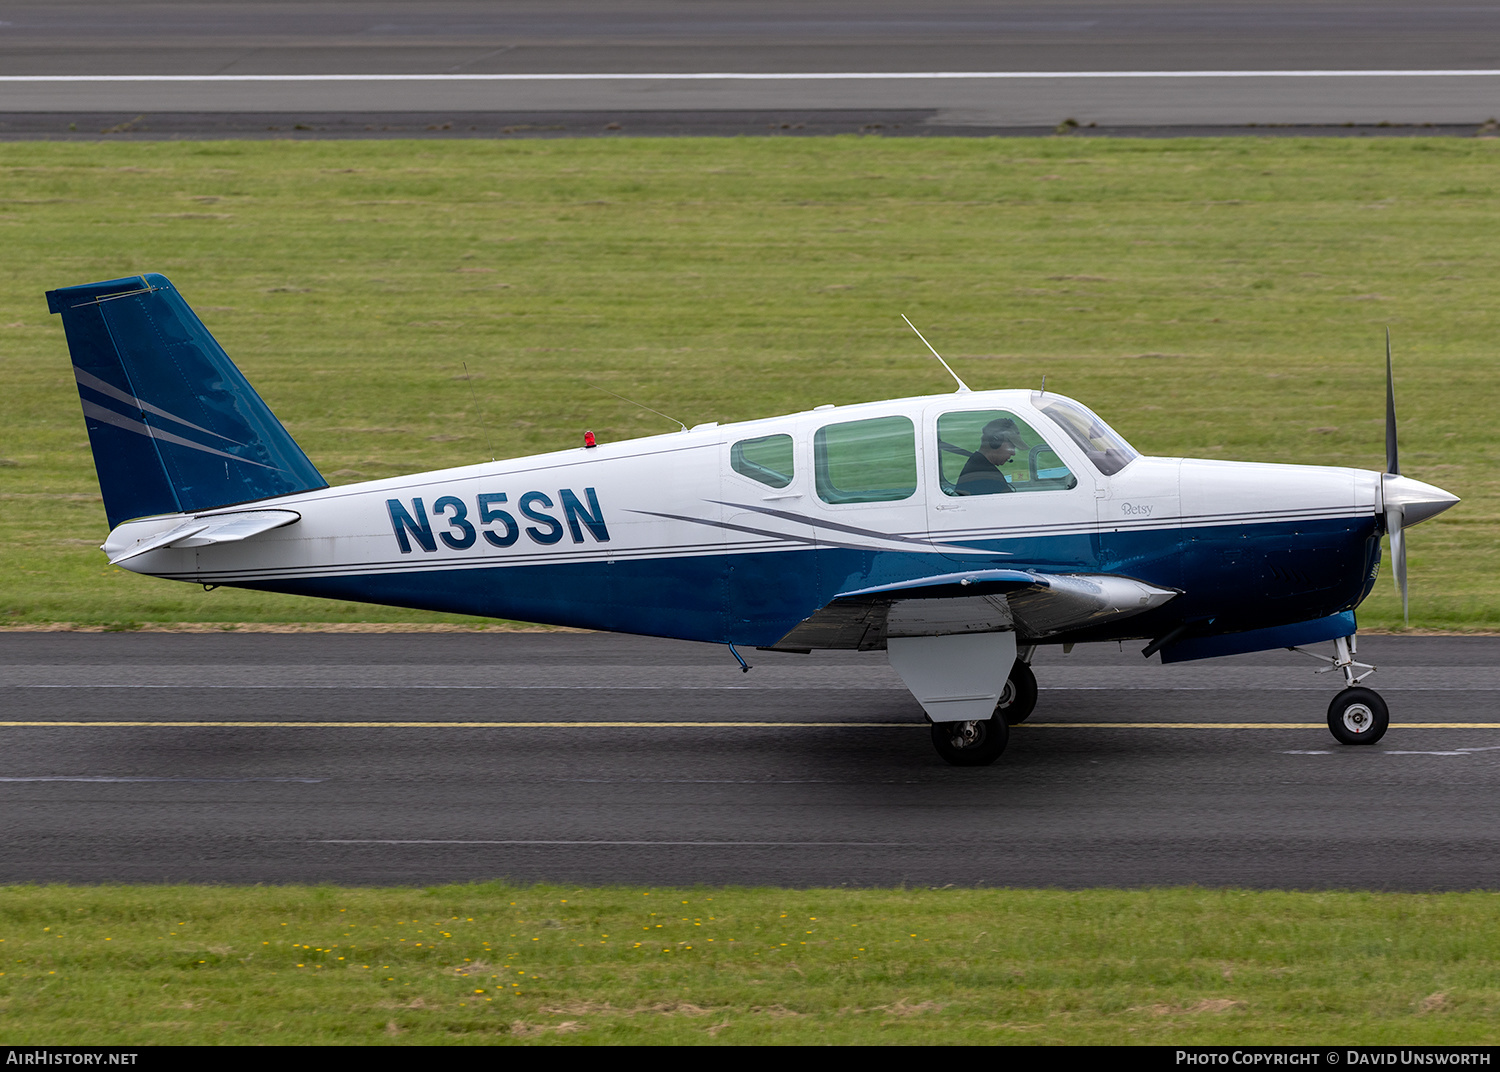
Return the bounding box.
[995,654,1038,726]
[928,653,1038,767]
[1293,634,1389,746]
[930,711,1010,767]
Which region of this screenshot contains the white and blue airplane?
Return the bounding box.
[48,273,1459,766]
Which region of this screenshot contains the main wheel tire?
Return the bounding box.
[1327,687,1389,745]
[995,660,1039,725]
[930,714,1010,767]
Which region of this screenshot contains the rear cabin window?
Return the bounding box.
[937,409,1077,497]
[730,433,794,488]
[814,415,917,504]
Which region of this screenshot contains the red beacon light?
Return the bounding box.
[583,430,597,449]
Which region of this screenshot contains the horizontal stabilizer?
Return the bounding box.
[104,509,300,565]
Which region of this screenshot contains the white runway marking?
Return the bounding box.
[0,775,325,783]
[1287,744,1500,756]
[3,71,1499,83]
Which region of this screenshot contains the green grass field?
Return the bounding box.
[2,136,1495,628]
[2,883,1498,1045]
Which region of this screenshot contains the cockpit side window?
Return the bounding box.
[937,410,1077,497]
[814,415,917,504]
[1035,396,1139,476]
[730,433,795,489]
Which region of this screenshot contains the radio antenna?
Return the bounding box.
[462,362,496,461]
[585,382,688,432]
[902,314,970,393]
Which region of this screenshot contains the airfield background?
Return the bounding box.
[2,0,1500,1047]
[1,1,1500,136]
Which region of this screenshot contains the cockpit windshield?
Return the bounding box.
[1035,396,1139,476]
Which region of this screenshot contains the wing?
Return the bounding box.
[763,568,1180,651]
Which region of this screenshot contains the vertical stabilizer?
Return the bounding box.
[46,274,326,527]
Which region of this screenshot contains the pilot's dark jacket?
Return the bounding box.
[955,452,1013,495]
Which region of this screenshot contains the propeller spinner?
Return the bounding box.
[1380,330,1460,624]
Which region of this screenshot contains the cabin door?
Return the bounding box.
[924,401,1098,572]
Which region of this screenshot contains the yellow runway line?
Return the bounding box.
[0,720,1498,729]
[0,720,916,729]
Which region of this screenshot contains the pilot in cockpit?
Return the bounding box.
[955,417,1023,495]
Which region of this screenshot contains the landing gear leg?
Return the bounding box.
[1292,635,1388,746]
[994,650,1039,726]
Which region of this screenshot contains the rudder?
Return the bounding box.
[47,274,326,527]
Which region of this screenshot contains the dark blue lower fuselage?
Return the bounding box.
[240,514,1382,650]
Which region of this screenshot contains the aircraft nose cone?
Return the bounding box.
[1381,473,1461,527]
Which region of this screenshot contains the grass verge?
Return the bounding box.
[0,883,1496,1045]
[2,136,1495,629]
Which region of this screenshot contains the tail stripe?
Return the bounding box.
[78,399,278,470]
[73,366,237,442]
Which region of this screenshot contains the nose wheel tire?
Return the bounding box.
[1327,687,1389,745]
[995,660,1038,725]
[930,714,1010,767]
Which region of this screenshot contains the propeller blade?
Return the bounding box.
[1385,328,1400,476]
[1376,336,1459,627]
[1386,504,1408,626]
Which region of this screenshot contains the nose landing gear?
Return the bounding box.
[1292,635,1388,745]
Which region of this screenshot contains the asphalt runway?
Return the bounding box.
[3,631,1499,890]
[1,2,1498,133]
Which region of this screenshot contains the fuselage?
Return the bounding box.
[105,388,1384,648]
